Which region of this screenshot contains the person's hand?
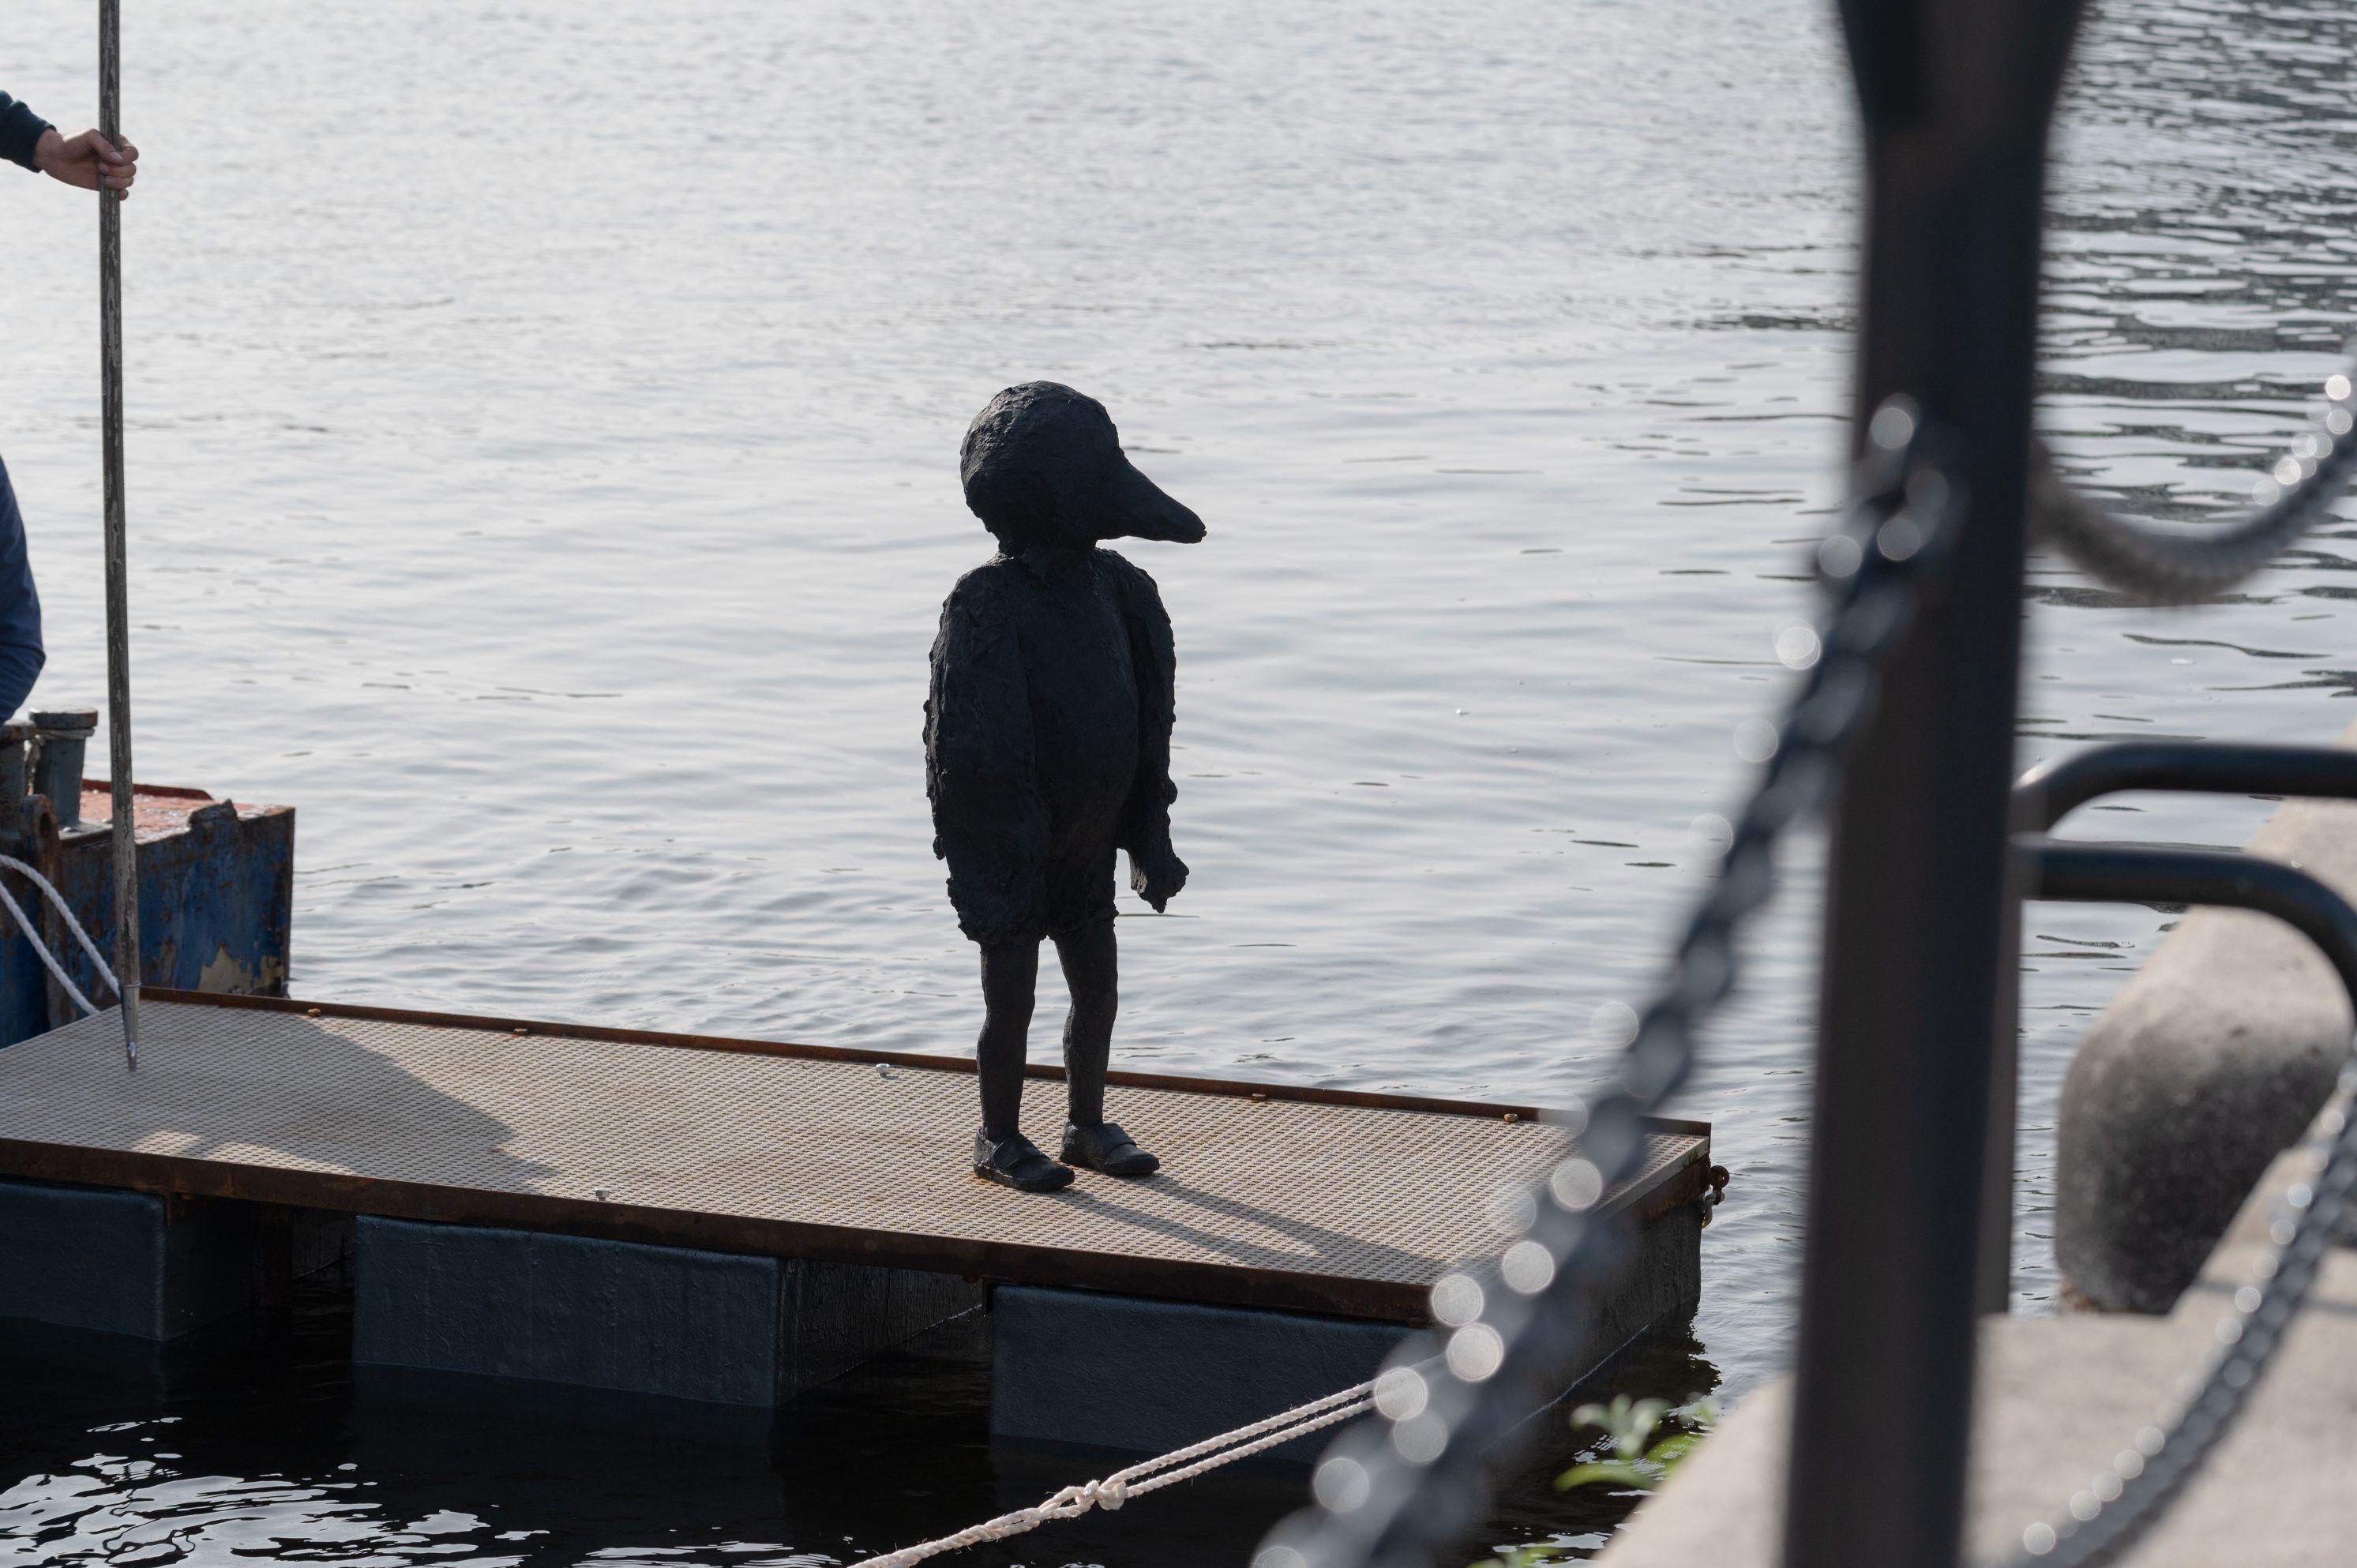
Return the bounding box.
[32,128,138,200]
[1128,840,1189,913]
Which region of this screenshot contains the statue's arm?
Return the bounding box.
[1102,553,1188,911]
[925,580,1050,944]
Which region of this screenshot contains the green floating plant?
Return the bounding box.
[1554,1394,1718,1495]
[1467,1395,1721,1567]
[1467,1547,1584,1568]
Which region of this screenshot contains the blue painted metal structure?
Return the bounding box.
[0,759,293,1047]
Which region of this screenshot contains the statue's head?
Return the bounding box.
[959,383,1207,558]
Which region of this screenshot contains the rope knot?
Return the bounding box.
[843,1382,1371,1565]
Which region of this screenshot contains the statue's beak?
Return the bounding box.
[1098,455,1207,544]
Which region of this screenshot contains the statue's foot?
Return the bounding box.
[974,1129,1075,1193]
[1060,1120,1160,1178]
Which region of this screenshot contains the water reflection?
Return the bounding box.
[0,1270,1717,1566]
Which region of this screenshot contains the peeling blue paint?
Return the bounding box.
[0,786,294,1046]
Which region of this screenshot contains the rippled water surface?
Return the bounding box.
[6,0,2357,1560]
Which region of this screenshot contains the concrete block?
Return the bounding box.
[0,1178,259,1338]
[992,1285,1411,1458]
[2057,728,2357,1311]
[353,1217,981,1407]
[1599,1238,2357,1567]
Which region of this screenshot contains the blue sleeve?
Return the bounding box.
[0,92,52,172]
[0,459,47,718]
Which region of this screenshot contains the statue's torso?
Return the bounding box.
[1010,557,1139,840]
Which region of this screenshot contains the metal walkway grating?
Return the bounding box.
[0,994,1709,1321]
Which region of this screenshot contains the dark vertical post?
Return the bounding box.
[98,0,141,1070]
[1980,866,2025,1316]
[1781,4,2085,1566]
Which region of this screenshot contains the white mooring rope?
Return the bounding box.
[849,1379,1377,1568]
[0,853,122,1018]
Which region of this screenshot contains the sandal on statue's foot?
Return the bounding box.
[1060,1120,1160,1178]
[974,1130,1074,1193]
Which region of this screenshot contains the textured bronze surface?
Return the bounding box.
[0,996,1708,1322]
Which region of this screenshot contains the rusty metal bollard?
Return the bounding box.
[28,708,99,830]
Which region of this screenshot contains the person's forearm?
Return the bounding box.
[0,643,43,720]
[0,92,54,173]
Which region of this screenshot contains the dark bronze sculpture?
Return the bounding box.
[925,383,1205,1191]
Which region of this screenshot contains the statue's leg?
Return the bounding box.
[1050,919,1159,1176]
[976,939,1040,1138]
[1051,919,1119,1127]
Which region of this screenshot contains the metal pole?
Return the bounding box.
[1782,2,2085,1564]
[99,0,141,1071]
[1981,815,2027,1318]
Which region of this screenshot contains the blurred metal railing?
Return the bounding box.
[1262,0,2357,1563]
[2017,742,2357,834]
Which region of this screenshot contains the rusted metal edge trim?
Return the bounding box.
[141,987,1709,1136]
[0,1131,1709,1327]
[84,778,217,801]
[1631,1148,1712,1226]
